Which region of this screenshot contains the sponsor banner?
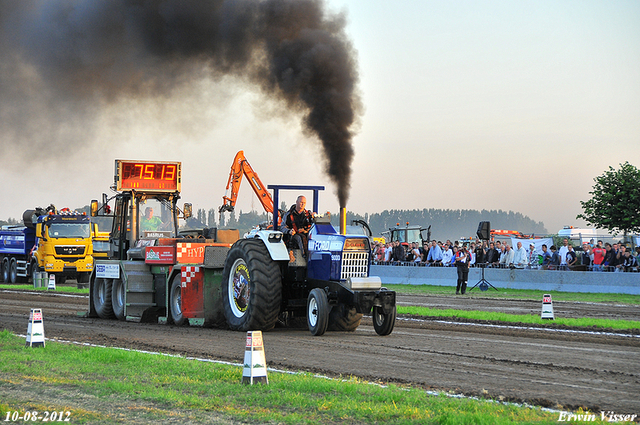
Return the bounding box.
[95,263,120,279]
[176,243,208,263]
[145,246,175,264]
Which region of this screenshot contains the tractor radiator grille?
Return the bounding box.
[341,251,369,280]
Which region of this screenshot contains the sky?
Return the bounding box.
[1,0,639,235]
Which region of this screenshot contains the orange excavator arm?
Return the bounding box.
[219,151,275,216]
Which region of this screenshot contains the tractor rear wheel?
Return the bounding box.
[170,273,188,326]
[93,278,115,319]
[372,305,396,336]
[222,239,282,331]
[328,304,362,332]
[307,288,329,336]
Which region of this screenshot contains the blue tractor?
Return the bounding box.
[221,185,396,336]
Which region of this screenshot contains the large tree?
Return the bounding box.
[577,162,640,237]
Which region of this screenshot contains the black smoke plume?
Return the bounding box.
[0,0,360,207]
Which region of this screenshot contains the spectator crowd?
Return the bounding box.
[372,238,640,272]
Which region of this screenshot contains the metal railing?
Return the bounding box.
[372,260,640,272]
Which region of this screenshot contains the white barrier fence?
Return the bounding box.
[371,264,640,295]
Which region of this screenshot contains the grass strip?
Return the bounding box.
[0,283,89,294]
[3,282,639,303]
[387,284,640,305]
[397,306,640,330]
[0,330,568,424]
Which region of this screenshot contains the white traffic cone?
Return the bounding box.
[47,274,56,290]
[26,308,45,347]
[541,294,555,320]
[242,331,268,384]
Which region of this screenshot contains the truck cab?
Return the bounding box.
[382,222,430,246]
[109,193,181,260]
[31,212,94,284]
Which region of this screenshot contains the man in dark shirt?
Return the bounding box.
[392,241,406,263]
[419,242,430,263]
[484,242,499,267]
[603,243,616,271]
[282,195,313,258]
[474,243,485,265]
[540,244,552,269]
[566,245,577,269]
[549,245,560,270]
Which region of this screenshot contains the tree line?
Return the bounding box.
[4,162,636,242]
[189,206,547,241]
[0,204,546,241]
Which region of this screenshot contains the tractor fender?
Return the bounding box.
[249,230,289,261]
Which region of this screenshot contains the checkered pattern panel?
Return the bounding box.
[181,266,200,287]
[176,243,192,260]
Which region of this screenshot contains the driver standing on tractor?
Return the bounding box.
[282,195,313,260]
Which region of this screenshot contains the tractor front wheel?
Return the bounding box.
[307,288,329,336]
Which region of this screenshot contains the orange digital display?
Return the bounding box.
[115,160,181,192]
[344,238,368,251]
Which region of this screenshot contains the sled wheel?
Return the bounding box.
[93,277,115,319]
[372,304,396,336]
[170,273,188,326]
[112,277,126,320]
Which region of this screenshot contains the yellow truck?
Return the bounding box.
[30,207,93,284]
[90,215,113,259]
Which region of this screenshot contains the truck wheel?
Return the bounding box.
[112,278,126,321]
[9,259,18,284]
[307,288,329,336]
[93,278,115,319]
[169,274,188,326]
[372,305,396,336]
[1,259,8,283]
[222,239,282,332]
[328,304,362,332]
[30,262,40,285]
[77,272,90,284]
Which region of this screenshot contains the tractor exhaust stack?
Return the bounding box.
[340,207,347,235]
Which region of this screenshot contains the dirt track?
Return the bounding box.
[1,288,639,415]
